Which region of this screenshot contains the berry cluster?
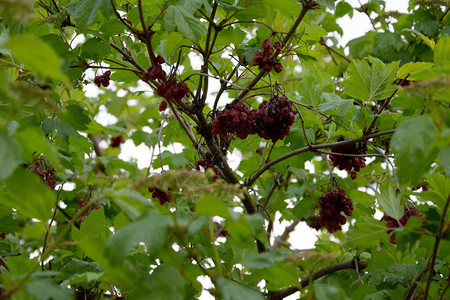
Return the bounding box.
[75,198,100,227]
[31,157,56,189]
[254,95,296,143]
[143,55,166,82]
[383,205,423,244]
[156,77,190,103]
[110,134,125,148]
[318,189,354,233]
[0,232,6,240]
[252,39,283,73]
[211,101,259,139]
[148,187,170,205]
[94,70,111,87]
[195,153,220,181]
[329,139,367,179]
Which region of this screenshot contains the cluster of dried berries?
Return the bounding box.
[318,189,354,233]
[31,157,56,189]
[94,70,111,87]
[75,198,100,227]
[212,96,296,144]
[252,39,283,73]
[143,55,166,82]
[254,95,296,143]
[0,232,6,240]
[110,134,125,148]
[211,101,259,140]
[148,187,170,205]
[383,205,423,244]
[156,77,190,103]
[329,139,367,179]
[195,153,220,181]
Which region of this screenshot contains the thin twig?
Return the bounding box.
[246,129,396,186]
[273,220,300,250]
[267,260,369,299]
[423,195,450,299]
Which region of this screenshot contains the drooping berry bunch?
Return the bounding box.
[383,205,423,244]
[94,70,111,87]
[143,55,166,82]
[329,139,367,179]
[254,95,296,143]
[156,77,190,103]
[75,198,100,227]
[211,101,259,140]
[0,232,6,240]
[318,189,354,233]
[110,134,125,148]
[31,157,56,189]
[148,187,171,205]
[195,153,220,181]
[252,39,283,73]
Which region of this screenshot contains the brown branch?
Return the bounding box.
[423,194,450,299]
[273,220,300,250]
[235,3,313,102]
[246,129,396,186]
[267,260,368,299]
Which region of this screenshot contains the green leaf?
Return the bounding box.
[342,59,399,102]
[1,168,54,221]
[391,116,436,185]
[346,216,388,248]
[397,62,434,80]
[440,148,450,176]
[319,93,354,117]
[377,184,404,220]
[129,265,185,300]
[60,104,91,130]
[335,2,353,18]
[42,118,77,142]
[217,278,264,300]
[317,0,336,9]
[105,213,168,263]
[65,0,113,33]
[26,279,73,300]
[0,132,22,181]
[164,4,206,43]
[196,195,231,219]
[434,34,450,70]
[7,34,67,82]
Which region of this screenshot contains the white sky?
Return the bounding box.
[86,0,410,298]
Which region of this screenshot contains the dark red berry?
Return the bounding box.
[383,205,423,244]
[110,134,125,148]
[0,232,6,240]
[159,101,168,111]
[156,55,165,64]
[94,71,111,87]
[273,42,283,52]
[329,139,367,178]
[148,187,171,205]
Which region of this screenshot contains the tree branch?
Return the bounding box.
[267,260,368,299]
[246,129,396,186]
